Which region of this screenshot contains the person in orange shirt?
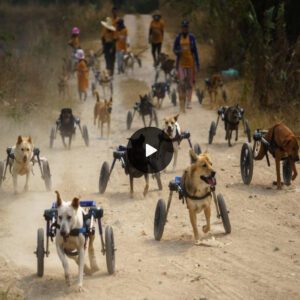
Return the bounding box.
[75,49,89,101]
[149,11,164,66]
[173,20,200,112]
[68,27,81,72]
[101,17,116,76]
[115,18,129,74]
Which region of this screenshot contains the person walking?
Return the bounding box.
[76,49,89,101]
[149,10,164,66]
[101,17,116,76]
[115,18,129,74]
[173,20,200,112]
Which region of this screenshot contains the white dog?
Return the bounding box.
[55,191,98,292]
[163,114,181,170]
[11,136,34,194]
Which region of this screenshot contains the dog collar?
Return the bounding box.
[184,190,211,201]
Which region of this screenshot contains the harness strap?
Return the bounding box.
[171,127,181,143]
[184,190,211,201]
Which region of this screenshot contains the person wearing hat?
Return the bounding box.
[115,18,129,74]
[101,17,116,76]
[149,10,164,66]
[173,20,200,112]
[68,27,81,51]
[75,49,89,101]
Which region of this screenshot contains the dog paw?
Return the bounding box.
[76,285,85,293]
[194,240,201,246]
[202,225,210,233]
[65,276,71,286]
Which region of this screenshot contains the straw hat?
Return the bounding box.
[152,10,161,17]
[75,49,85,60]
[101,17,116,31]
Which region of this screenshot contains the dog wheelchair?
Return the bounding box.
[50,108,89,149]
[35,200,115,277]
[126,95,159,130]
[208,105,251,145]
[98,145,162,194]
[240,129,292,186]
[0,147,51,191]
[153,176,231,241]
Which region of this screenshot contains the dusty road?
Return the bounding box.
[0,14,300,300]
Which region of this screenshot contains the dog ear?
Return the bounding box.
[28,136,32,144]
[71,197,80,209]
[110,97,113,103]
[17,136,23,145]
[189,149,198,163]
[174,113,179,121]
[55,191,62,207]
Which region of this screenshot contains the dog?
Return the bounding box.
[163,114,181,170]
[123,51,142,74]
[10,136,34,194]
[205,74,224,103]
[93,91,112,137]
[157,53,176,82]
[55,191,99,292]
[223,105,242,147]
[152,82,170,108]
[57,108,76,149]
[97,69,113,99]
[264,123,299,189]
[137,94,156,127]
[181,150,216,245]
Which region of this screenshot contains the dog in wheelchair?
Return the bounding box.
[56,108,79,149]
[205,74,226,103]
[55,191,99,292]
[123,51,142,74]
[8,136,34,194]
[138,94,157,127]
[152,82,170,108]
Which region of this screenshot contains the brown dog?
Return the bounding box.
[93,91,112,137]
[264,122,299,189]
[182,150,216,245]
[205,74,224,103]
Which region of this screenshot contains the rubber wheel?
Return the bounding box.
[126,111,133,130]
[82,125,89,147]
[253,140,266,160]
[217,194,231,234]
[49,127,55,148]
[244,120,251,143]
[42,160,52,191]
[99,162,110,194]
[196,88,203,104]
[283,159,292,186]
[154,199,167,241]
[208,121,216,144]
[193,143,202,155]
[105,226,115,275]
[152,110,159,127]
[36,228,45,277]
[240,143,254,185]
[0,161,4,188]
[171,89,177,106]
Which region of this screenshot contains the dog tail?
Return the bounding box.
[94,90,100,102]
[55,190,62,206]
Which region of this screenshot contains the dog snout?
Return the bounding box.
[23,156,27,163]
[108,107,112,113]
[211,171,216,177]
[60,229,67,237]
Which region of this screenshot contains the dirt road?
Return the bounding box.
[0,14,299,300]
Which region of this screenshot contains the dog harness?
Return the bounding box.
[183,188,211,201]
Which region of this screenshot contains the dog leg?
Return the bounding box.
[24,172,30,192]
[62,136,67,148]
[13,173,18,194]
[227,129,232,147]
[56,243,71,286]
[107,120,110,137]
[173,148,178,170]
[129,174,134,198]
[143,174,149,196]
[88,235,99,273]
[202,205,211,233]
[77,247,85,292]
[236,127,238,141]
[188,209,200,244]
[101,122,104,138]
[68,136,72,150]
[142,115,146,127]
[275,152,282,189]
[292,160,298,181]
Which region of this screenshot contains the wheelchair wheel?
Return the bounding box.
[49,127,56,149]
[253,140,266,160]
[36,228,45,277]
[196,88,203,104]
[126,111,133,130]
[0,161,4,188]
[154,199,167,241]
[153,110,159,127]
[244,120,251,143]
[105,226,115,275]
[208,121,216,144]
[283,159,292,186]
[82,125,89,147]
[171,89,177,106]
[42,160,52,191]
[99,162,110,194]
[217,194,231,234]
[240,143,254,185]
[193,143,202,155]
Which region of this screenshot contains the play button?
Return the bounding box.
[146,144,157,157]
[127,127,174,174]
